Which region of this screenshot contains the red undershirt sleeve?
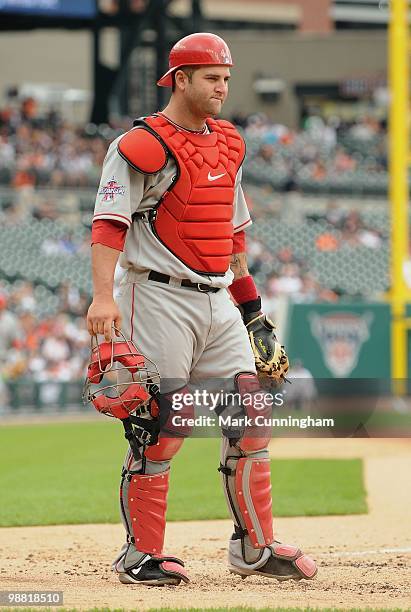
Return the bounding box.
[91,219,128,251]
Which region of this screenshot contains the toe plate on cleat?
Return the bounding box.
[159,560,190,583]
[270,543,317,580]
[294,553,317,579]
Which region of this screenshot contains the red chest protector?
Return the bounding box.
[118,114,246,275]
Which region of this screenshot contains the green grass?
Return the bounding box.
[170,441,366,519]
[0,422,366,527]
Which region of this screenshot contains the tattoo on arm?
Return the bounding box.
[230,251,249,280]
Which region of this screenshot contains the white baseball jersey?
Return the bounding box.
[93,126,251,289]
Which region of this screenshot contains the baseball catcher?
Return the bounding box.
[86,32,317,586]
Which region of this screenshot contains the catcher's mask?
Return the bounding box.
[83,329,160,420]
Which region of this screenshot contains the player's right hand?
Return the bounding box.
[87,297,122,342]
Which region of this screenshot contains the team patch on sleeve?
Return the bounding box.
[99,177,126,202]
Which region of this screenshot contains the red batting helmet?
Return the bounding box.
[83,329,160,420]
[157,32,233,87]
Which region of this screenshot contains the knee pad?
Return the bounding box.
[144,436,184,461]
[158,386,194,438]
[125,386,193,461]
[230,373,273,453]
[145,386,193,461]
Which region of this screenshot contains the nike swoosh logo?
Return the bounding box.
[208,171,226,182]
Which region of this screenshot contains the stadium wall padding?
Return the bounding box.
[286,302,391,379]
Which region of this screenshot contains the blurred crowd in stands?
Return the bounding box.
[232,109,386,190]
[0,281,89,399]
[0,97,124,189]
[0,99,390,393]
[309,203,384,251]
[247,237,341,307]
[0,98,387,190]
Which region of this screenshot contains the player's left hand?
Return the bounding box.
[243,308,289,383]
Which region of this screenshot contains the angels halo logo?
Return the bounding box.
[220,49,231,64]
[310,312,373,377]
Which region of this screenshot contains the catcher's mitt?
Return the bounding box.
[242,300,289,383]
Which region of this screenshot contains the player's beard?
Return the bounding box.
[187,90,225,119]
[194,98,224,119]
[208,98,223,117]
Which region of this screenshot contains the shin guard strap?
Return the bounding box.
[128,471,169,554]
[235,457,273,548]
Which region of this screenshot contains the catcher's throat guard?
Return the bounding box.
[83,329,161,456]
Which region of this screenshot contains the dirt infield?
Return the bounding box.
[0,438,410,610]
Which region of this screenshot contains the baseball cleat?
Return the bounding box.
[229,542,317,582]
[118,554,190,586]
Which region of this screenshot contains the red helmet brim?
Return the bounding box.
[157,61,234,88]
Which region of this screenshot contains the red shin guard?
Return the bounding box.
[235,457,273,548]
[128,471,169,555]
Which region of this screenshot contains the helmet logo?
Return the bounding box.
[220,50,230,63]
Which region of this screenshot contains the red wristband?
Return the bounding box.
[229,275,258,305]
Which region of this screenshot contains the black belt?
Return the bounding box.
[148,270,220,293]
